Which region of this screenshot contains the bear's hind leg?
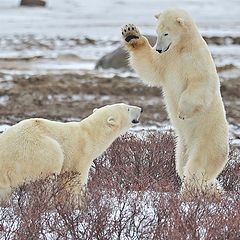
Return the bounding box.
[181,144,227,199]
[0,187,11,205]
[181,163,210,200]
[175,137,188,180]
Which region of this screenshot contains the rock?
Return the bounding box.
[203,36,240,45]
[20,0,46,7]
[95,35,156,70]
[57,54,81,61]
[95,47,128,70]
[96,35,240,70]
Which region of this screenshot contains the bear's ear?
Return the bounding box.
[107,116,116,126]
[93,108,98,113]
[154,13,161,19]
[176,17,184,26]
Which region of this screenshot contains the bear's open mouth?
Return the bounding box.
[132,119,139,124]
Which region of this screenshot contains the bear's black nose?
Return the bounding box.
[141,108,143,113]
[156,49,162,53]
[132,119,139,124]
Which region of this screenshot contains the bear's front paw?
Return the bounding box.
[178,111,186,120]
[178,108,193,120]
[178,103,203,120]
[121,24,145,49]
[178,98,203,120]
[121,24,140,42]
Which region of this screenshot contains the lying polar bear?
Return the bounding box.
[0,103,142,201]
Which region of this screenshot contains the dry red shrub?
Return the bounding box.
[0,132,239,240]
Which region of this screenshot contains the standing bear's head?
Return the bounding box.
[154,8,199,54]
[92,103,143,135]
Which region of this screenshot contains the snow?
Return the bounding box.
[0,0,239,74]
[209,45,240,68]
[1,121,238,143]
[0,124,10,133]
[0,96,9,106]
[131,123,173,134]
[0,0,239,38]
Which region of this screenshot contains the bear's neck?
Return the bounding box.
[179,26,204,51]
[78,115,120,161]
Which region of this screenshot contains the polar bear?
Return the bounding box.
[0,103,142,202]
[121,9,229,198]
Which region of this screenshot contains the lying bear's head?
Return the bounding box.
[92,103,142,134]
[154,8,196,54]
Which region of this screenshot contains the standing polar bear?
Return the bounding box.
[0,103,142,202]
[122,9,229,198]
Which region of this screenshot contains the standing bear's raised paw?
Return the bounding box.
[121,24,147,50]
[121,24,140,42]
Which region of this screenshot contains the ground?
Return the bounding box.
[0,69,239,145]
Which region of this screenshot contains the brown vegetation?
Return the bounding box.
[0,132,239,239]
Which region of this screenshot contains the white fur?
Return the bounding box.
[123,9,229,198]
[0,103,142,201]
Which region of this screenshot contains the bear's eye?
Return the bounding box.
[128,108,130,112]
[164,33,168,36]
